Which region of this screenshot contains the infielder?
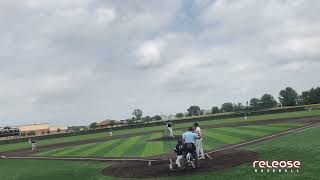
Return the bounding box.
[194,122,205,159]
[167,120,174,137]
[31,138,37,151]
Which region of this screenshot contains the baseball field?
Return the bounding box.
[1,110,320,180]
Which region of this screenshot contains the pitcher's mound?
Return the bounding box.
[102,150,258,178]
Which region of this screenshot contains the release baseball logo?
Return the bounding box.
[253,160,301,173]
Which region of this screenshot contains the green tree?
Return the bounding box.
[301,91,311,105]
[89,122,98,129]
[143,116,152,122]
[132,109,143,120]
[211,106,219,114]
[221,103,234,112]
[234,103,244,112]
[260,94,277,108]
[301,87,320,105]
[187,106,201,116]
[279,87,298,106]
[126,118,136,124]
[250,98,261,109]
[152,115,162,121]
[175,113,184,118]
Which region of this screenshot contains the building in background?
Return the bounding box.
[96,119,124,129]
[295,96,304,105]
[96,119,115,129]
[49,126,68,133]
[16,123,49,135]
[15,123,67,135]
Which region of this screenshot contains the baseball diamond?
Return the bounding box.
[1,1,320,179]
[1,110,320,179]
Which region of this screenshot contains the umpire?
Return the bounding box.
[182,127,201,167]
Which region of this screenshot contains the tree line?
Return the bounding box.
[89,86,320,127]
[179,86,320,117]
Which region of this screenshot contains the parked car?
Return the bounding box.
[0,127,20,137]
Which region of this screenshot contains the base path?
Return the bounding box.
[1,122,319,178]
[1,116,319,157]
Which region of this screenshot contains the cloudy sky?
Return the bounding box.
[1,0,319,126]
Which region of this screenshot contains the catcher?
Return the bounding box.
[174,137,184,167]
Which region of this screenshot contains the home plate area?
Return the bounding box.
[102,150,258,178]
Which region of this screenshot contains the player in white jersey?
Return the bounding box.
[194,122,205,159]
[31,138,37,151]
[167,120,174,137]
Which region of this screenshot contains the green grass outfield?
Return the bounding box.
[1,110,320,153]
[33,123,303,158]
[1,123,319,180]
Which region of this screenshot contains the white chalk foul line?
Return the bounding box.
[1,156,165,162]
[206,154,213,159]
[205,123,320,156]
[294,123,320,132]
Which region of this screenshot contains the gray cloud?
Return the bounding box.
[0,0,320,126]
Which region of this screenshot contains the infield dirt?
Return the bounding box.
[102,150,258,178]
[1,116,319,157]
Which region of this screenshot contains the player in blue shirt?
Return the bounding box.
[182,127,201,167]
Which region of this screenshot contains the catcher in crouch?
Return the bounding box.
[174,137,184,167]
